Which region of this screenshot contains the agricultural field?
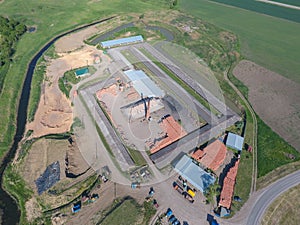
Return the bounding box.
[261,184,300,225]
[233,60,300,152]
[272,0,300,7]
[208,0,300,23]
[179,0,300,84]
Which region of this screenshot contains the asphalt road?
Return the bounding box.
[245,170,300,225]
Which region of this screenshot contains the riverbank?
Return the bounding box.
[0,16,116,225]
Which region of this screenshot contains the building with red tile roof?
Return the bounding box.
[150,115,187,154]
[219,159,240,209]
[191,140,227,171]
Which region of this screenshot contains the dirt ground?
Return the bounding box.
[26,16,118,138]
[20,138,93,222]
[55,25,101,53]
[233,60,300,151]
[66,174,211,225]
[27,42,102,138]
[20,139,68,193]
[20,138,68,221]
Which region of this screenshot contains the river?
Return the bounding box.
[0,16,115,225]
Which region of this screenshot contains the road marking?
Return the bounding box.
[256,0,300,10]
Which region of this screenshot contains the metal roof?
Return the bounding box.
[226,132,244,151]
[173,155,216,193]
[124,70,164,98]
[101,35,143,48]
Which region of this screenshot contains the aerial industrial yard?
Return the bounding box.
[1,2,299,224]
[54,32,244,224]
[76,37,241,174]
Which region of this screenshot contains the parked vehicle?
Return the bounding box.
[166,208,173,217]
[153,199,159,208]
[173,181,194,203]
[173,181,184,194]
[233,196,242,202]
[172,220,181,225]
[72,202,81,213]
[169,215,177,224]
[182,192,194,203]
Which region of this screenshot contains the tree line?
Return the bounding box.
[0,16,26,66]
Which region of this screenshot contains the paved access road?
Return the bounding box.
[222,170,300,225]
[245,170,300,225]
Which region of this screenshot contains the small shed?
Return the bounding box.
[226,133,244,151]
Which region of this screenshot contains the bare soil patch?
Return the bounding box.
[20,137,93,215]
[26,45,100,138]
[20,139,68,191]
[55,25,101,53]
[25,197,42,222]
[233,60,300,151]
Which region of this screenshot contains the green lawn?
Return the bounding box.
[100,199,142,225]
[0,0,168,157]
[257,116,300,177]
[179,0,300,84]
[99,198,156,225]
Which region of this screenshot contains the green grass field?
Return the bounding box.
[272,0,300,7]
[179,0,300,84]
[0,0,168,158]
[257,117,300,177]
[100,199,143,225]
[208,0,300,23]
[99,198,156,225]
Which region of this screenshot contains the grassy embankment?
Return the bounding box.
[261,184,300,225]
[2,165,33,224]
[27,45,58,122]
[179,0,300,84]
[96,197,156,225]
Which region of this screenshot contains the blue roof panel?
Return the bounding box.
[124,70,164,98]
[101,35,143,48]
[174,155,215,193]
[226,132,244,151]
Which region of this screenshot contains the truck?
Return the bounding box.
[173,181,194,203]
[182,192,194,203]
[173,181,184,194]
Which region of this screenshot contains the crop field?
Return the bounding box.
[208,0,300,23]
[179,0,300,84]
[261,184,300,225]
[265,0,300,7]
